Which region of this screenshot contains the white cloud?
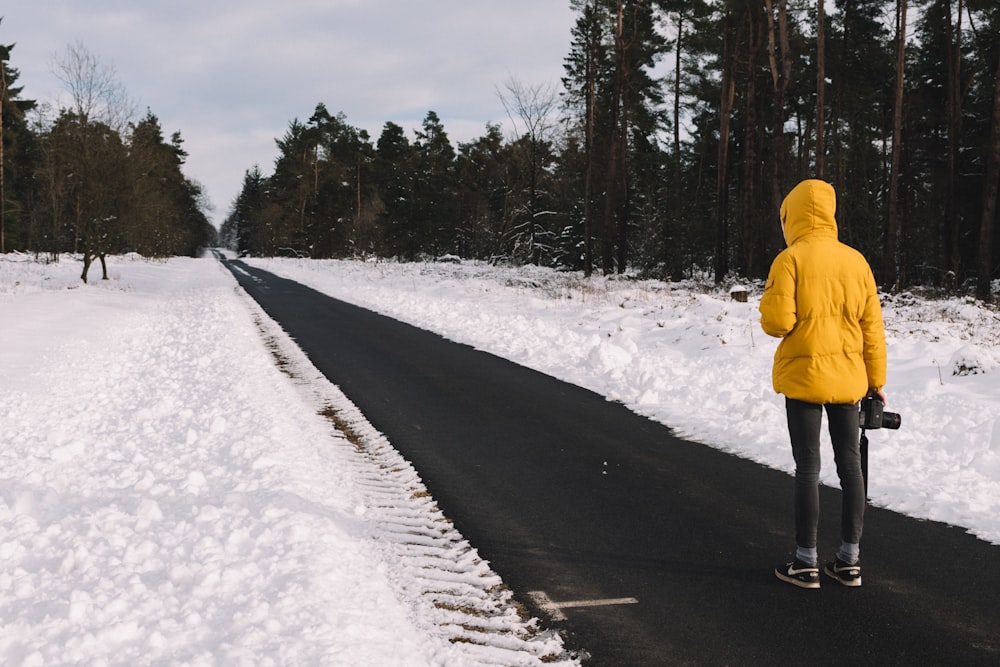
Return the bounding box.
[4,1,575,224]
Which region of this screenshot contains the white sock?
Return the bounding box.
[795,546,818,567]
[838,542,860,565]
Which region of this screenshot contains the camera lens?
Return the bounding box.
[882,411,901,429]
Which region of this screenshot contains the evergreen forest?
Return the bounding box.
[0,37,216,282]
[3,2,1000,296]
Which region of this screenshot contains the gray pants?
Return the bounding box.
[786,398,865,550]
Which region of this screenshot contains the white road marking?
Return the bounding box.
[527,591,639,621]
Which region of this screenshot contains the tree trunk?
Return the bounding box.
[616,102,629,274]
[886,0,907,290]
[740,8,764,277]
[580,0,599,278]
[666,13,683,277]
[0,62,6,254]
[81,252,92,284]
[766,0,792,257]
[944,0,964,284]
[616,12,632,275]
[815,0,826,179]
[673,13,683,204]
[583,37,596,277]
[977,48,1000,299]
[602,0,625,275]
[715,11,736,284]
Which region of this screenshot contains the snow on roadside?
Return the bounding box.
[247,257,1000,547]
[0,254,576,666]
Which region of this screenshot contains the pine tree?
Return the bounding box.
[563,0,608,276]
[0,24,37,253]
[411,111,457,258]
[374,121,416,258]
[305,104,373,257]
[221,166,269,256]
[563,0,668,275]
[498,77,561,265]
[454,123,508,260]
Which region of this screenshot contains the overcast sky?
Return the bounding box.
[5,1,577,225]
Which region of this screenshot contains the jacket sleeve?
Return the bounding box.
[759,252,797,338]
[860,270,887,389]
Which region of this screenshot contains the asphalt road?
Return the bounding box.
[222,257,1000,666]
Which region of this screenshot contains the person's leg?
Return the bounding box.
[827,402,865,562]
[786,398,822,565]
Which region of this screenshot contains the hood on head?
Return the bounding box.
[779,179,838,246]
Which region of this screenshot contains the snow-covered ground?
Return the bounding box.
[0,253,574,666]
[2,252,998,665]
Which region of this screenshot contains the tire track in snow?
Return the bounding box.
[237,287,578,666]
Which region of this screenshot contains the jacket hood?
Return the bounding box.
[780,179,838,246]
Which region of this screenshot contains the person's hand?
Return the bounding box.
[870,388,887,404]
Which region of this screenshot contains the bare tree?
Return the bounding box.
[49,42,136,282]
[52,40,136,131]
[499,77,560,148]
[498,76,560,265]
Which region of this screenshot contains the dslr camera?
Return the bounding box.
[860,396,901,430]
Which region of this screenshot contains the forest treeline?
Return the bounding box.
[219,0,1000,297]
[0,36,216,282]
[3,3,999,294]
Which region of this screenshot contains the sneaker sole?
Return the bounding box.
[775,569,820,589]
[824,565,862,587]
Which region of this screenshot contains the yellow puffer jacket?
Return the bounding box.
[759,180,886,404]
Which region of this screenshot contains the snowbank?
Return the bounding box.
[0,254,574,666]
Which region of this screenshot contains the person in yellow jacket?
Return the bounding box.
[760,179,887,589]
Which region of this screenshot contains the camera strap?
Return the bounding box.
[860,429,869,502]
